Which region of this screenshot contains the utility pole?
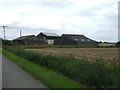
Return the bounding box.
[0,25,8,40]
[20,30,22,37]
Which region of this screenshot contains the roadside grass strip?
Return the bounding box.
[0,48,2,53]
[2,49,86,88]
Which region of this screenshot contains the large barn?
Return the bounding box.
[13,32,99,46]
[54,34,99,46]
[37,32,60,45]
[13,35,47,45]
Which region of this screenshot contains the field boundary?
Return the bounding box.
[2,49,86,88]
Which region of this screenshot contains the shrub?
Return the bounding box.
[6,47,120,88]
[2,40,12,46]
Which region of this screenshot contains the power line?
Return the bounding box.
[28,0,74,17]
[0,25,8,40]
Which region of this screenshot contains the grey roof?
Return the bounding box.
[13,35,47,44]
[62,34,97,42]
[14,35,40,41]
[41,32,60,37]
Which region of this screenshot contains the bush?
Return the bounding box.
[6,48,120,88]
[2,40,12,46]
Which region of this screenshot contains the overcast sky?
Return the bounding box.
[0,0,119,42]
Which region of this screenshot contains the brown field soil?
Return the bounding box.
[25,48,119,61]
[99,43,116,47]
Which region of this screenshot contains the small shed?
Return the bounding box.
[37,32,60,45]
[13,35,47,45]
[54,34,99,46]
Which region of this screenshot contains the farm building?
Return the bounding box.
[54,34,99,46]
[13,32,99,46]
[13,35,47,45]
[37,32,60,45]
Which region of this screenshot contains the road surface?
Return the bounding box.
[2,55,48,88]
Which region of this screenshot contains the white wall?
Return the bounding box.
[47,40,54,45]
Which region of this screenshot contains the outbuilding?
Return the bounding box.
[37,32,60,45]
[13,35,47,45]
[54,34,99,46]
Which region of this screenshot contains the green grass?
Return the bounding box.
[5,47,120,88]
[22,45,117,49]
[0,48,1,52]
[2,49,86,88]
[24,46,98,49]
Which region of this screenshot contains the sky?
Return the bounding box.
[0,0,119,42]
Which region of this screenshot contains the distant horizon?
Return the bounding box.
[0,31,118,43]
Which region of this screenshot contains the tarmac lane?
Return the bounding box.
[2,55,48,88]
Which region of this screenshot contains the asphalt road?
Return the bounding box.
[2,55,48,88]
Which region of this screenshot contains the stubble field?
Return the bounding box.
[26,48,119,61]
[6,47,120,88]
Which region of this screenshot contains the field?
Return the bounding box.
[26,48,119,62]
[3,49,85,88]
[99,43,116,47]
[5,47,120,88]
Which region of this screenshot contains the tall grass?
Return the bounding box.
[5,47,120,88]
[23,44,118,49]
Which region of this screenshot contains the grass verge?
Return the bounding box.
[0,48,2,53]
[6,48,120,88]
[2,49,86,88]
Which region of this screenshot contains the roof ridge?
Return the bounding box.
[20,35,35,37]
[62,34,83,36]
[40,32,60,36]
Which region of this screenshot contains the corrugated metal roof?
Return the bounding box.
[42,32,60,37]
[14,35,40,41]
[62,34,97,42]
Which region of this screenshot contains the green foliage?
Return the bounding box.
[5,48,120,88]
[2,40,12,46]
[23,45,118,49]
[0,38,2,48]
[0,48,2,53]
[23,45,98,49]
[3,49,86,88]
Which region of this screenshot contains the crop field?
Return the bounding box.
[5,47,120,88]
[26,48,119,61]
[99,43,116,47]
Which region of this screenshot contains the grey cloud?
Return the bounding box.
[0,0,118,42]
